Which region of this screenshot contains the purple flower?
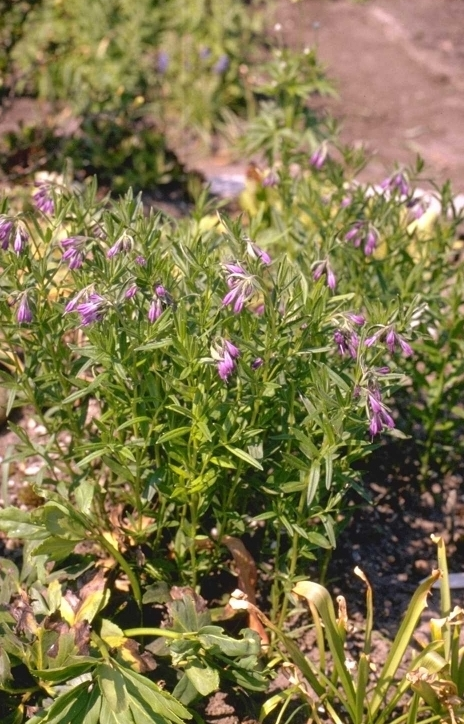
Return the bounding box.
[125,283,138,299]
[135,255,147,266]
[309,144,328,171]
[252,357,264,370]
[0,216,13,250]
[345,221,364,247]
[212,339,240,381]
[367,387,395,436]
[107,233,132,259]
[33,183,55,215]
[245,239,271,265]
[224,340,241,359]
[213,55,229,74]
[340,195,352,208]
[222,262,257,314]
[13,226,28,255]
[406,197,428,220]
[364,226,379,256]
[148,298,163,323]
[61,236,87,269]
[262,171,278,187]
[334,330,359,358]
[65,292,108,326]
[16,293,32,324]
[313,260,336,290]
[157,51,169,74]
[380,171,410,197]
[347,313,365,326]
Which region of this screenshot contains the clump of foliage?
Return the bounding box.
[0,0,274,192]
[230,536,464,724]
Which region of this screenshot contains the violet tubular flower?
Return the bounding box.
[13,225,28,255]
[0,217,14,250]
[61,236,87,269]
[313,260,336,291]
[65,292,108,326]
[245,239,271,266]
[222,262,257,314]
[213,339,240,382]
[107,233,133,259]
[309,144,328,171]
[33,183,55,215]
[334,330,359,358]
[16,293,33,324]
[367,388,395,436]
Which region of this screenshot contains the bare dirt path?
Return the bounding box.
[273,0,464,191]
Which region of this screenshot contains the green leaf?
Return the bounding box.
[32,537,77,560]
[97,663,128,714]
[223,445,263,470]
[117,664,191,723]
[197,626,261,657]
[185,662,219,696]
[158,427,192,444]
[28,682,100,724]
[0,508,45,539]
[31,660,95,682]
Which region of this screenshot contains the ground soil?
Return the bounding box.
[1,1,464,721]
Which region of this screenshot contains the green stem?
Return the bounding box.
[96,534,142,609]
[124,627,183,639]
[275,487,306,632]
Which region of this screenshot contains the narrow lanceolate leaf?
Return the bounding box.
[292,581,356,721]
[223,445,263,470]
[369,569,442,718]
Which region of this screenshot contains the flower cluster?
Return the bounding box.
[309,143,328,171]
[0,216,28,254]
[61,236,88,269]
[333,312,365,358]
[148,285,171,323]
[365,326,413,357]
[211,339,241,381]
[380,170,410,197]
[367,385,395,436]
[222,262,258,314]
[33,183,55,215]
[107,233,133,259]
[345,222,379,256]
[65,290,109,326]
[313,259,336,290]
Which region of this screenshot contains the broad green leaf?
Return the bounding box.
[31,659,95,682]
[198,626,260,657]
[118,663,191,723]
[97,662,128,714]
[185,662,219,696]
[0,508,45,539]
[32,537,77,560]
[0,646,11,684]
[172,672,199,706]
[27,682,99,724]
[100,619,127,648]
